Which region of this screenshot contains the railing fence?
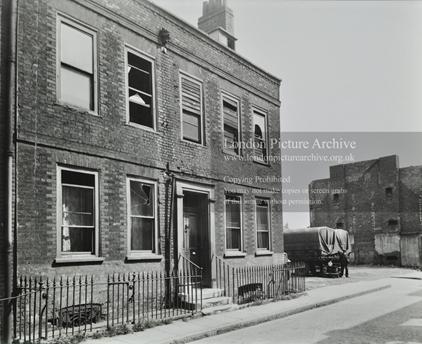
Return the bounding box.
[4,268,202,343]
[214,255,306,304]
[3,258,304,342]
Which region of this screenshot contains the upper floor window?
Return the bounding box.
[256,199,270,251]
[180,74,203,144]
[333,193,340,203]
[127,178,157,255]
[126,47,155,129]
[222,95,240,155]
[225,196,242,251]
[253,109,268,163]
[57,166,99,258]
[57,15,97,112]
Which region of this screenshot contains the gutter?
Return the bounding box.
[3,0,17,342]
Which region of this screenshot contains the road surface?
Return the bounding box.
[192,276,422,344]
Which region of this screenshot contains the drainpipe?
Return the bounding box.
[3,0,17,342]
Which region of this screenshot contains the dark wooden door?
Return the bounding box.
[183,211,201,268]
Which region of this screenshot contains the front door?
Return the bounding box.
[181,190,211,287]
[183,211,200,267]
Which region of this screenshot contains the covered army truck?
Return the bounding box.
[284,227,351,276]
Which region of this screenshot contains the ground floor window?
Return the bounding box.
[58,166,98,257]
[256,199,270,250]
[128,178,157,254]
[225,195,242,251]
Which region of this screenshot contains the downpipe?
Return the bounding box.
[3,0,17,342]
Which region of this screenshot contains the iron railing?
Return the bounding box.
[213,255,306,304]
[4,269,202,343]
[178,254,203,311]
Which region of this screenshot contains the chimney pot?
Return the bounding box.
[202,1,209,15]
[198,0,236,49]
[209,0,215,11]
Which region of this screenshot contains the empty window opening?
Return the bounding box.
[333,193,339,203]
[222,96,240,155]
[253,110,268,163]
[388,219,398,227]
[129,179,156,253]
[127,49,154,129]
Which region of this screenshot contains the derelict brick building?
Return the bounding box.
[309,155,422,268]
[0,0,284,326]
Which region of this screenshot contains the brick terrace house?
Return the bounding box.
[309,155,422,268]
[0,0,283,336]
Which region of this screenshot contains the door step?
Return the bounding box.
[202,296,231,309]
[178,288,234,311]
[178,288,224,302]
[202,288,224,299]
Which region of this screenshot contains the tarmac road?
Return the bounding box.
[192,276,422,344]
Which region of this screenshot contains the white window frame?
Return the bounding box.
[221,92,241,155]
[252,107,269,164]
[56,166,100,261]
[224,194,244,253]
[126,177,159,258]
[124,45,156,131]
[56,14,98,114]
[179,71,204,145]
[255,198,272,252]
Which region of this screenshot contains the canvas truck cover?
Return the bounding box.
[334,229,352,254]
[284,227,343,261]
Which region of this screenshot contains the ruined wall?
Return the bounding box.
[310,155,422,266]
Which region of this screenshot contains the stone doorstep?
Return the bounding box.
[202,296,231,309]
[178,288,225,301]
[202,288,225,300]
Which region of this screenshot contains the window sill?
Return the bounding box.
[55,100,98,117]
[253,158,270,167]
[126,254,164,261]
[222,149,240,157]
[224,251,246,258]
[55,256,105,264]
[255,251,273,257]
[181,138,205,147]
[125,122,157,133]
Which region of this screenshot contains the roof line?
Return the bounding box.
[145,0,282,83]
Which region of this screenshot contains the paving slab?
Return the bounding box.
[189,318,232,328]
[83,278,392,344]
[153,322,211,336]
[114,329,176,344]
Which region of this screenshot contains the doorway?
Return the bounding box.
[176,182,215,288]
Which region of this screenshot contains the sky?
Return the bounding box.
[151,0,422,228]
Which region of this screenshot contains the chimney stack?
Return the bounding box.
[198,0,237,50]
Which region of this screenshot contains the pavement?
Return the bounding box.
[83,270,422,344]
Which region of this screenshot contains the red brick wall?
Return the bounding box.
[13,0,283,279]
